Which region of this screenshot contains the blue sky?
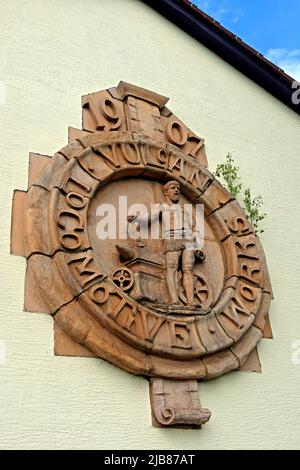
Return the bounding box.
[191,0,300,80]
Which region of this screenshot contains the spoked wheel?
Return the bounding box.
[178,272,212,308]
[112,268,134,292]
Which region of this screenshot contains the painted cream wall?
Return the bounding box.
[0,0,299,450]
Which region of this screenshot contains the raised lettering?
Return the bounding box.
[67,253,103,286]
[90,284,110,304]
[60,232,82,251]
[118,142,141,164]
[166,119,187,147]
[66,192,87,209]
[220,295,251,329]
[169,321,192,349]
[227,216,250,235]
[56,209,84,231]
[61,175,91,195]
[139,309,166,342]
[187,134,205,159]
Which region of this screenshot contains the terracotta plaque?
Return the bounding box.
[11,82,272,428]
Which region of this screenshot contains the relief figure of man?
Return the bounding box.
[128,180,205,306]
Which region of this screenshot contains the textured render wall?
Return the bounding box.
[0,0,299,450]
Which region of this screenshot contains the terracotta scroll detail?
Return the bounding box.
[150,378,211,428]
[11,82,272,428]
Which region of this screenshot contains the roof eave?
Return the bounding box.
[141,0,300,116]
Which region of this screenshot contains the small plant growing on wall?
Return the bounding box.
[215,153,266,234]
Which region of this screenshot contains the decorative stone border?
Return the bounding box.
[11,82,272,426]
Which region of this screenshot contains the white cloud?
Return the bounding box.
[203,0,212,9]
[192,1,242,24]
[215,7,229,17]
[193,1,212,10]
[266,48,300,81]
[232,16,240,24]
[267,48,287,60]
[288,49,300,58]
[192,4,299,80]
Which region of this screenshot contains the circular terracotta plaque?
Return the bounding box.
[11,83,272,381]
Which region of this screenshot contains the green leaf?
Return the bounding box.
[214,154,266,234]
